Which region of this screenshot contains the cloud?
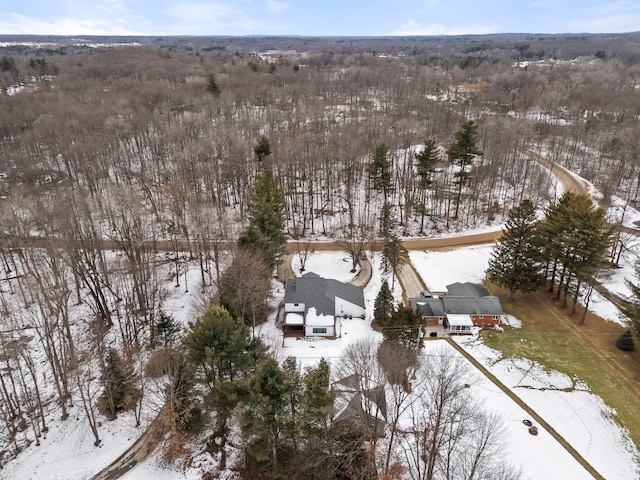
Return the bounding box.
[568,13,640,33]
[0,13,141,35]
[163,2,241,22]
[265,1,289,14]
[394,19,498,36]
[566,0,640,33]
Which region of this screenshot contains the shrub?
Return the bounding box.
[616,330,635,351]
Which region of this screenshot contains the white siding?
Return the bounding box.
[334,297,366,319]
[284,302,305,313]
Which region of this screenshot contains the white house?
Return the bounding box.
[283,272,366,337]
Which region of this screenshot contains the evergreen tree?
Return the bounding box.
[239,168,287,269]
[448,120,483,219]
[153,311,181,348]
[301,358,333,442]
[383,304,424,350]
[183,306,252,390]
[622,258,640,333]
[368,144,393,200]
[373,280,395,326]
[243,357,288,472]
[382,234,408,290]
[415,139,439,232]
[100,348,139,419]
[282,356,303,453]
[538,192,613,314]
[207,73,221,96]
[254,135,272,162]
[616,330,635,351]
[379,201,395,238]
[183,306,253,435]
[416,139,439,187]
[486,199,544,300]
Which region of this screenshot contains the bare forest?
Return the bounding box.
[1,33,640,476]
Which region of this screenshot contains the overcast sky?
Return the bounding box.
[1,0,639,37]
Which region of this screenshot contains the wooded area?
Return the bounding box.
[1,33,640,478]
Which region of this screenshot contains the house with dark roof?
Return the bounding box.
[409,282,503,335]
[332,373,387,437]
[283,272,366,337]
[410,297,446,325]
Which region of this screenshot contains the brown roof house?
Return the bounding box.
[283,272,366,338]
[410,282,503,335]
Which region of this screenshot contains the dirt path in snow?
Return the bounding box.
[81,151,595,479]
[90,415,167,480]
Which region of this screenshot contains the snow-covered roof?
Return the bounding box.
[285,313,304,325]
[446,314,474,327]
[305,307,334,327]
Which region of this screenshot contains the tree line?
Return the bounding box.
[486,193,614,324]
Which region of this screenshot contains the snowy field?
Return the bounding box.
[411,245,640,479]
[4,243,640,480]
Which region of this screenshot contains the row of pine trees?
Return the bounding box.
[486,192,614,322]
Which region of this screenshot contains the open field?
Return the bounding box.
[482,284,640,449]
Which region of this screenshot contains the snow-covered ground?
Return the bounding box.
[410,245,640,479]
[4,241,640,480]
[277,250,640,479]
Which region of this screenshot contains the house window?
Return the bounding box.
[312,327,327,334]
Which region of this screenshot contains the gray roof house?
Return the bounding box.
[332,373,387,437]
[410,282,504,334]
[283,272,366,337]
[410,297,446,318]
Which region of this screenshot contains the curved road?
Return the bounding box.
[396,150,590,299]
[84,150,588,479]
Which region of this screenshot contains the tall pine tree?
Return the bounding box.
[239,168,287,269]
[183,306,253,440]
[538,192,613,313]
[100,348,139,419]
[374,280,395,326]
[448,120,482,219]
[382,234,408,290]
[383,304,424,350]
[415,139,439,233]
[486,199,544,300]
[243,357,288,472]
[368,144,393,201]
[301,358,333,442]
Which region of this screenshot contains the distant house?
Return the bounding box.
[410,282,503,335]
[283,272,366,337]
[332,373,387,437]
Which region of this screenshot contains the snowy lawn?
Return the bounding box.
[411,245,640,478]
[6,244,640,480]
[455,336,640,479]
[410,245,493,292]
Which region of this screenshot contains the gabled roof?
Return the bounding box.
[333,374,388,423]
[441,295,503,316]
[446,282,491,298]
[410,297,445,317]
[284,272,365,316]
